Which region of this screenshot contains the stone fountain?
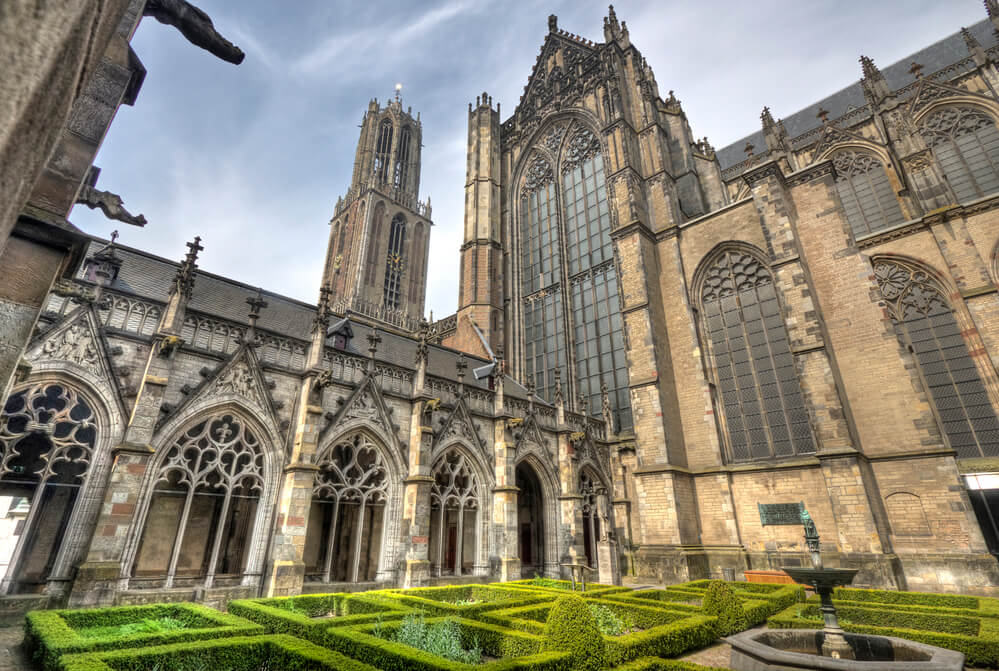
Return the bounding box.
[727,509,965,671]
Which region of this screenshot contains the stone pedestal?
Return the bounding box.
[499,557,521,582]
[598,538,621,585]
[265,559,306,597]
[402,559,431,588]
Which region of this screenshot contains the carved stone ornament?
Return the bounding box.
[562,128,601,173]
[831,150,885,178]
[920,106,996,148]
[544,124,567,153]
[157,335,183,357]
[873,260,947,320]
[41,324,99,372]
[431,450,479,511]
[0,383,95,485]
[523,155,554,195]
[701,251,772,303]
[345,390,380,421]
[214,362,256,398]
[902,150,934,172]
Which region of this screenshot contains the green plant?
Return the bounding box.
[390,613,483,664]
[541,594,607,671]
[701,580,748,636]
[589,603,633,636]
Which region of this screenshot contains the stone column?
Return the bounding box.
[493,371,520,581]
[400,398,434,586]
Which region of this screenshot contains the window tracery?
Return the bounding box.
[831,150,906,238]
[309,434,389,583]
[874,259,999,458]
[373,120,393,184]
[0,383,96,592]
[919,106,999,202]
[700,251,815,462]
[132,413,264,588]
[430,450,479,576]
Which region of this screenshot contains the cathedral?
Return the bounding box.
[3,3,999,614]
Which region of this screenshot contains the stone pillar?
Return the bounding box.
[264,383,320,597]
[493,412,520,581]
[597,538,621,586]
[69,341,174,606]
[400,396,434,587]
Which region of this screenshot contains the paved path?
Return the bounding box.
[0,627,30,671]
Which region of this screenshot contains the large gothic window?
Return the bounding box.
[131,413,264,588]
[874,259,999,458]
[429,450,479,576]
[832,150,906,238]
[304,434,388,583]
[395,126,412,189]
[0,383,95,593]
[383,213,407,309]
[701,251,815,462]
[366,202,386,286]
[374,120,393,185]
[920,106,999,203]
[518,125,632,431]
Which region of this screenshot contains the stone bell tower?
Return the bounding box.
[322,90,432,331]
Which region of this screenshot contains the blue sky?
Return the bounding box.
[71,0,987,319]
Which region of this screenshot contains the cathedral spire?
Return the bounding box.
[171,236,202,299]
[761,106,789,155]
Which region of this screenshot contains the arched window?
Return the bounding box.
[874,259,999,458]
[305,434,388,583]
[408,222,425,306]
[366,202,385,285]
[373,120,393,184]
[383,214,407,309]
[579,471,601,568]
[131,413,264,588]
[0,383,96,593]
[395,126,412,189]
[518,125,632,430]
[701,250,815,462]
[920,106,999,202]
[429,450,479,577]
[832,150,906,238]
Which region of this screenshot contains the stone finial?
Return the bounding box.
[987,0,999,19]
[548,14,557,32]
[578,392,588,415]
[313,286,332,333]
[743,141,755,156]
[909,61,924,79]
[367,330,381,359]
[415,318,429,365]
[247,288,267,325]
[859,54,892,105]
[816,107,830,123]
[553,368,564,407]
[456,353,467,383]
[761,106,776,128]
[171,236,202,299]
[963,26,989,66]
[601,382,613,432]
[526,375,536,397]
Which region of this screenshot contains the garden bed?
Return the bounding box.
[24,603,264,671]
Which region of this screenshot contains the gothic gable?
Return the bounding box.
[512,412,552,463]
[810,122,879,162]
[433,396,486,460]
[160,344,281,435]
[25,305,128,419]
[906,77,990,118]
[322,374,404,462]
[517,33,599,125]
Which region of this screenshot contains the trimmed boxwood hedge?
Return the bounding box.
[57,633,379,671]
[498,579,632,599]
[480,596,718,665]
[323,616,572,671]
[831,587,999,616]
[228,592,411,644]
[370,584,557,619]
[769,601,999,668]
[25,603,264,671]
[615,657,733,671]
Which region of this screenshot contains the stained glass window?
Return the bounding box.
[832,151,906,238]
[920,106,999,203]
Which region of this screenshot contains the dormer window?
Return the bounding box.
[327,317,354,350]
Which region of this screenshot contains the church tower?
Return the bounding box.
[322,92,432,331]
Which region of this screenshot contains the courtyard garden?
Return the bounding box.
[17,578,999,670]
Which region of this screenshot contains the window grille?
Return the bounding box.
[832,151,906,238]
[701,251,815,462]
[874,259,999,458]
[373,120,393,184]
[395,127,412,189]
[920,107,999,202]
[382,214,406,309]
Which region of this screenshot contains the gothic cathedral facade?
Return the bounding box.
[3,4,999,613]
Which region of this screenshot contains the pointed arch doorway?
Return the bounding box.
[515,462,545,577]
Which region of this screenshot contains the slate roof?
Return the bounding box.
[75,237,528,397]
[715,20,998,171]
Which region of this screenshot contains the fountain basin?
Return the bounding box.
[727,629,964,671]
[782,567,859,589]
